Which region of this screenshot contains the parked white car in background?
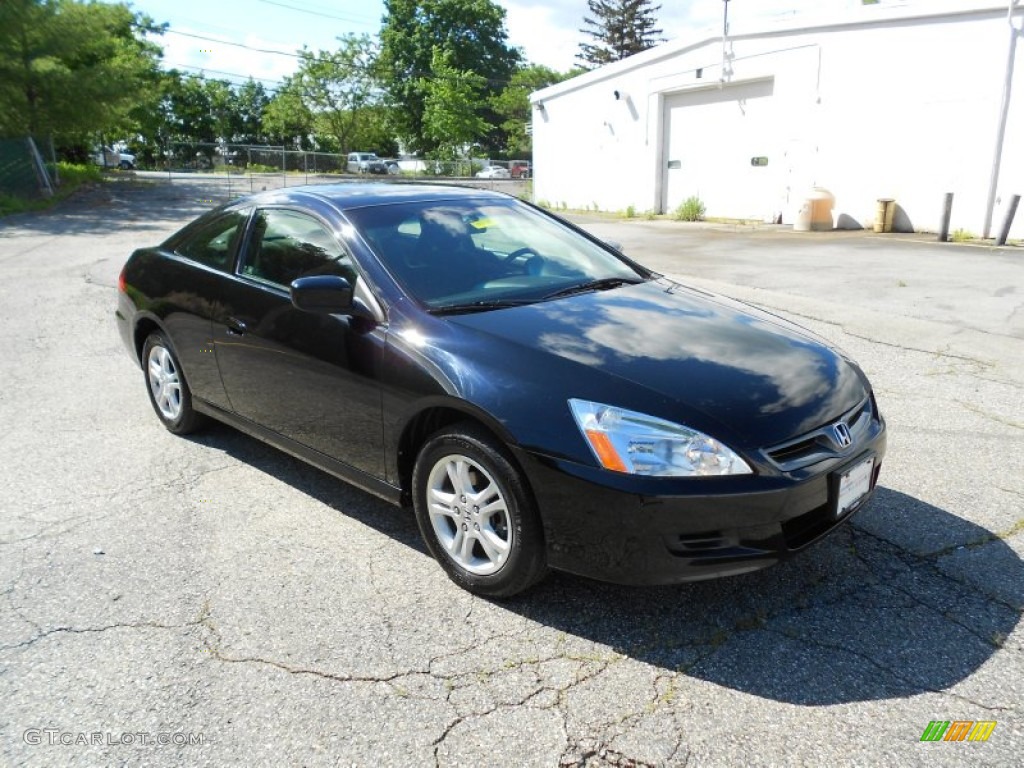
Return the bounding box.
[476,165,510,179]
[93,146,135,169]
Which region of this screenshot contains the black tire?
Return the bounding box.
[141,332,207,435]
[412,423,547,597]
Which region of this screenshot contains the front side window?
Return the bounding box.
[240,209,356,288]
[173,210,247,271]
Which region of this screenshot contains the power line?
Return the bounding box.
[162,61,289,92]
[255,0,378,24]
[159,28,305,60]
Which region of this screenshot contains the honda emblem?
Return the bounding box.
[832,422,852,449]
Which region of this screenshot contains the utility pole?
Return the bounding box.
[983,1,1023,238]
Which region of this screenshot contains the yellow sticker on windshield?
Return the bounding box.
[469,217,494,230]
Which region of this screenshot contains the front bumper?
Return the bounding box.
[514,427,886,586]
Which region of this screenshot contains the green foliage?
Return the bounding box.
[54,160,102,185]
[263,76,315,149]
[378,0,520,154]
[293,35,379,155]
[233,80,270,145]
[1,161,100,216]
[674,196,706,221]
[158,74,224,144]
[624,205,636,218]
[578,0,665,69]
[420,46,492,158]
[951,228,975,242]
[490,64,572,156]
[0,193,34,216]
[0,0,165,139]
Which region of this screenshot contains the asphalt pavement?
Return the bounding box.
[0,178,1021,766]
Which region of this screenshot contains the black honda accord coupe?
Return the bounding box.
[116,183,886,596]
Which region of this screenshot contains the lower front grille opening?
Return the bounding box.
[666,531,770,560]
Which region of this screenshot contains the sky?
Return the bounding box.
[130,0,874,93]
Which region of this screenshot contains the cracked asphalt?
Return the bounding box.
[1,178,1021,766]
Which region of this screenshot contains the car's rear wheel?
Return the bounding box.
[412,424,547,597]
[142,332,206,434]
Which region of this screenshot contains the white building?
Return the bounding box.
[530,1,1024,238]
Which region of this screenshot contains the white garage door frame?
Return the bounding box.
[656,77,776,216]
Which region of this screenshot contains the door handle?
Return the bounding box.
[226,317,248,335]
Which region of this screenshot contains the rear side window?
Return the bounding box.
[239,209,356,288]
[173,211,247,271]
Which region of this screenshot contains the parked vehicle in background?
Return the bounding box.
[382,159,401,175]
[476,165,510,179]
[94,146,136,170]
[347,152,387,174]
[510,161,531,179]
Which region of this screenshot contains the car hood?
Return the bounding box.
[445,278,868,446]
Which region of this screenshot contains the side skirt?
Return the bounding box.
[194,400,404,506]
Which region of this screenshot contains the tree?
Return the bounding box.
[161,73,216,144]
[0,0,165,139]
[490,64,578,157]
[263,76,315,148]
[233,79,269,145]
[420,46,491,160]
[290,34,379,154]
[577,0,664,68]
[378,0,521,154]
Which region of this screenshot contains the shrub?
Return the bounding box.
[674,196,706,222]
[624,205,636,219]
[54,161,102,186]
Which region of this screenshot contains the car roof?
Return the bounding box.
[236,182,513,212]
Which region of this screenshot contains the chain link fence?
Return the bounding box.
[141,143,529,179]
[0,137,57,199]
[122,142,531,205]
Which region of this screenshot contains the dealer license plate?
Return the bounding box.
[836,456,874,516]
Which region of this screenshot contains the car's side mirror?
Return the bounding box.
[290,275,367,317]
[605,240,624,253]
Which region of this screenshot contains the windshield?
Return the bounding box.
[347,199,647,310]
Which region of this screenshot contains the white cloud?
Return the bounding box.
[156,27,299,90]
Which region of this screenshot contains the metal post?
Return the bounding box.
[983,1,1023,238]
[996,194,1020,245]
[938,193,954,242]
[720,0,731,84]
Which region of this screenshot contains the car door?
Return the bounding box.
[213,206,387,478]
[150,206,251,412]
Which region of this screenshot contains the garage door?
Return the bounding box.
[662,79,779,221]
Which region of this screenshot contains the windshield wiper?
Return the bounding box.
[428,298,536,315]
[541,276,643,301]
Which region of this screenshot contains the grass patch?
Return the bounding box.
[1,162,103,217]
[951,228,975,243]
[673,195,706,222]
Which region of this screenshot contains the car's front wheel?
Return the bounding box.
[142,332,206,434]
[413,424,547,597]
